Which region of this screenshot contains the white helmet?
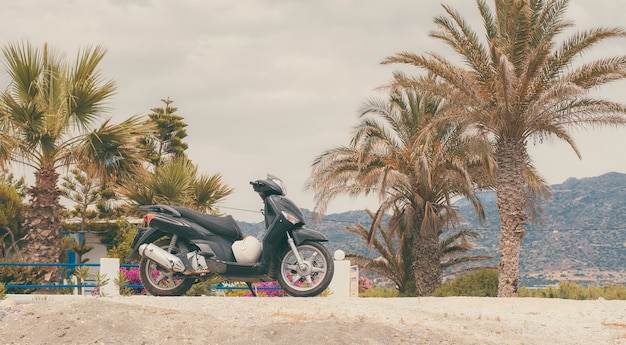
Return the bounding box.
[232,236,263,264]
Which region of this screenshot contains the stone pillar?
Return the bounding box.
[328,250,356,297]
[99,258,120,297]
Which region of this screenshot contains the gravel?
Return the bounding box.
[0,295,625,344]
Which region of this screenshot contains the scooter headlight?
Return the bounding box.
[281,211,300,225]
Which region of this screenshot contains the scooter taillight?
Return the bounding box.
[143,213,155,225]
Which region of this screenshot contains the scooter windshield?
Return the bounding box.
[266,174,286,195]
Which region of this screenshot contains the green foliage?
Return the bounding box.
[359,286,400,298]
[0,170,27,199]
[346,210,491,296]
[345,211,414,295]
[114,270,132,296]
[382,0,626,298]
[0,261,51,294]
[93,272,109,297]
[69,240,94,262]
[63,221,125,251]
[185,277,223,296]
[218,282,250,297]
[519,282,626,300]
[432,269,499,297]
[94,188,122,219]
[71,265,92,295]
[59,232,93,265]
[0,41,155,264]
[309,84,493,296]
[0,282,6,300]
[0,178,26,257]
[105,220,139,263]
[139,97,189,168]
[118,156,233,213]
[591,284,626,300]
[60,168,104,224]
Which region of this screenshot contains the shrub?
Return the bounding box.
[519,282,626,300]
[432,268,498,297]
[596,284,626,300]
[91,272,110,297]
[185,277,223,296]
[358,276,373,293]
[115,269,132,296]
[0,261,51,294]
[359,286,400,297]
[118,267,145,295]
[105,220,139,263]
[242,281,286,297]
[0,282,6,300]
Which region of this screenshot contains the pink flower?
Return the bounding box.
[358,276,373,292]
[243,281,286,297]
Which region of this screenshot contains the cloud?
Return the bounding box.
[2,0,626,222]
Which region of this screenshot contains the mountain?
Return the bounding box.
[237,172,626,286]
[454,172,626,286]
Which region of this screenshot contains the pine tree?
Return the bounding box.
[140,98,189,168]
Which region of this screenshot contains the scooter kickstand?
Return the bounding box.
[246,282,257,297]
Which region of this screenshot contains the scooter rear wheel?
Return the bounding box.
[276,241,334,297]
[139,239,195,296]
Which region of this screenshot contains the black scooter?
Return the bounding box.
[128,175,334,297]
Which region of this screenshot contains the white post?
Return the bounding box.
[328,250,356,297]
[329,260,351,297]
[99,258,120,297]
[71,275,78,296]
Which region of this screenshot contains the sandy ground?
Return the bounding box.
[0,295,625,345]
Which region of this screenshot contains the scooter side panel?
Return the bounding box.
[137,217,238,262]
[192,237,236,262]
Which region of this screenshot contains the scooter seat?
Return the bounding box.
[171,206,244,240]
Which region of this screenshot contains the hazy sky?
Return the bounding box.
[2,0,626,222]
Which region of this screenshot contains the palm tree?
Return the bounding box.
[381,0,626,296]
[439,227,493,278]
[308,85,494,295]
[346,209,491,295]
[345,209,414,294]
[0,41,150,266]
[77,116,153,187]
[119,156,233,213]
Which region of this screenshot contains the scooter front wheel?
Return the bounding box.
[139,239,195,296]
[276,241,334,297]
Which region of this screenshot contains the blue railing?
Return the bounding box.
[212,285,283,291]
[1,262,285,294]
[0,262,99,267]
[0,262,141,290]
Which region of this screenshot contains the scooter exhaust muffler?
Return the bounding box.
[139,243,186,272]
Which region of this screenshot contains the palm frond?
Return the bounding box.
[191,173,234,212]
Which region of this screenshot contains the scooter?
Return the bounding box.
[128,175,334,297]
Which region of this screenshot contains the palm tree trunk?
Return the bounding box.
[22,165,63,275]
[398,229,417,295]
[412,235,442,296]
[495,138,528,297]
